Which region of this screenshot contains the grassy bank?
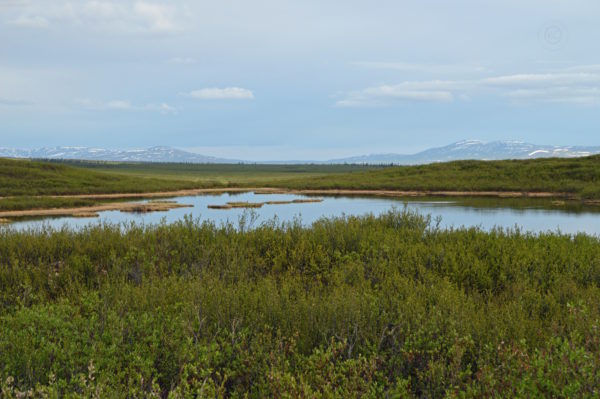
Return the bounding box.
[0,196,99,212]
[0,159,374,212]
[53,155,600,199]
[270,156,600,198]
[3,155,600,214]
[55,160,376,186]
[1,210,599,397]
[0,158,212,197]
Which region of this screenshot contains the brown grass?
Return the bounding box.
[226,202,264,209]
[291,198,324,203]
[71,212,100,218]
[0,201,192,219]
[253,189,289,195]
[43,188,573,201]
[207,204,233,210]
[120,203,193,214]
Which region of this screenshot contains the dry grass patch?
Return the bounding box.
[71,212,100,218]
[226,202,264,208]
[120,202,193,214]
[207,204,233,210]
[292,198,324,203]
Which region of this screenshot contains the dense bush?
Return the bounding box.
[0,210,599,397]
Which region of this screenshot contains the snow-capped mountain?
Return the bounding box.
[0,146,238,163]
[1,141,599,164]
[329,140,600,164]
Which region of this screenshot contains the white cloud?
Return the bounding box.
[482,72,600,106]
[79,98,176,113]
[336,81,458,107]
[146,102,176,113]
[353,61,487,74]
[6,1,185,34]
[133,2,177,33]
[185,87,254,100]
[564,64,600,73]
[337,68,600,107]
[483,73,600,88]
[506,87,600,106]
[10,14,49,28]
[107,99,133,110]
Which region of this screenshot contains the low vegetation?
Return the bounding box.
[0,158,206,197]
[271,155,600,199]
[56,160,375,187]
[46,155,600,201]
[1,209,599,397]
[0,197,99,212]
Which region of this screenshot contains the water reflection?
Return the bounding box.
[4,192,600,236]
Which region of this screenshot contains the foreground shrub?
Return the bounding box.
[0,210,599,396]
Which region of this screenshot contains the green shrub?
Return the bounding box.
[1,210,599,396]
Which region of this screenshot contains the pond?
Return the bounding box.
[4,191,600,236]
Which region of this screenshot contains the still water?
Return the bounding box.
[5,192,600,236]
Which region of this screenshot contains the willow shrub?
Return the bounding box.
[0,209,599,397]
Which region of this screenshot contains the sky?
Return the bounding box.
[1,0,600,161]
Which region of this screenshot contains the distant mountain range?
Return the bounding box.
[1,140,599,165]
[329,140,600,164]
[0,146,238,164]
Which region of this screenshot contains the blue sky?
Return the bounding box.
[1,0,599,160]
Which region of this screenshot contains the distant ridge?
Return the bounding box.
[327,140,600,165]
[0,146,239,164]
[1,141,599,165]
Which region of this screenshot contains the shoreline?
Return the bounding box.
[49,187,575,200]
[0,201,192,219]
[1,188,596,220]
